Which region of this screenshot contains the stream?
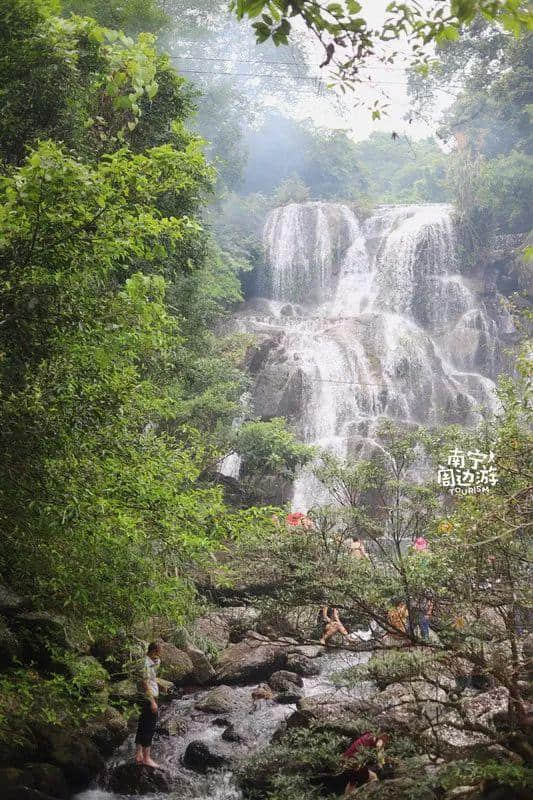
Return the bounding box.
[75,645,372,800]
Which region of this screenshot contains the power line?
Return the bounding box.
[168,56,441,75]
[171,68,463,89]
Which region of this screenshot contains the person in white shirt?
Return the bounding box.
[135,641,163,767]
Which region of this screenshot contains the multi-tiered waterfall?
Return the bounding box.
[231,202,506,509]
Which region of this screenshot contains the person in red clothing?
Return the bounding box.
[341,732,388,794]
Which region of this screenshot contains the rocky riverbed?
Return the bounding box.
[74,643,371,800]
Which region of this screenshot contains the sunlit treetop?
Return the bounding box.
[231,1,533,91]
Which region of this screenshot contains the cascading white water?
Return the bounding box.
[234,201,501,509]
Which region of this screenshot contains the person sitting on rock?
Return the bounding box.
[387,601,409,640]
[341,731,388,795]
[319,606,348,645]
[135,641,163,768]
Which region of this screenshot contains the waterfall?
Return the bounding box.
[239,202,501,511]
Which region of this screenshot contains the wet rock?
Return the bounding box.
[216,636,287,684]
[3,790,59,800]
[183,741,229,773]
[268,670,303,692]
[222,723,245,742]
[0,767,25,791]
[157,714,189,737]
[212,717,230,727]
[33,725,104,788]
[0,616,21,667]
[83,707,129,756]
[0,585,24,615]
[157,640,194,684]
[275,690,302,704]
[195,685,240,714]
[13,763,69,799]
[186,645,216,685]
[289,644,325,658]
[191,607,259,650]
[107,762,171,795]
[285,652,320,676]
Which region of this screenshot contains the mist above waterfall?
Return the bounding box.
[230,201,506,510]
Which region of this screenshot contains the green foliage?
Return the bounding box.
[273,174,310,206]
[0,5,255,634]
[448,150,533,235]
[237,727,348,800]
[415,21,533,241]
[61,0,168,34]
[352,133,450,204]
[0,665,108,747]
[233,418,314,480]
[242,113,368,202]
[0,3,196,164]
[231,1,531,90]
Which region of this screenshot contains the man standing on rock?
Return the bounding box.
[135,641,162,768]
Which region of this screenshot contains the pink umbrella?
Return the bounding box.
[286,511,305,527]
[413,536,429,551]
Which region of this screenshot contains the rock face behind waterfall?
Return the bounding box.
[225,201,513,508]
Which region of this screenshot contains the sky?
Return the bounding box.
[279,0,454,142]
[166,1,459,143]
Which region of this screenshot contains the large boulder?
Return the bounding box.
[284,693,369,738]
[6,763,70,799]
[370,680,448,732]
[186,645,216,685]
[33,725,104,788]
[183,741,229,773]
[0,585,24,615]
[107,763,171,795]
[91,633,145,678]
[289,644,325,659]
[0,616,21,667]
[285,652,320,677]
[191,607,260,650]
[216,635,287,684]
[83,707,129,756]
[268,670,304,692]
[462,686,509,727]
[195,685,242,714]
[157,641,193,684]
[12,613,72,666]
[3,790,60,800]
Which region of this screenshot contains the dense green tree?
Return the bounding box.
[409,21,533,239]
[231,1,531,90]
[0,2,254,630]
[62,0,168,34]
[352,132,449,203]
